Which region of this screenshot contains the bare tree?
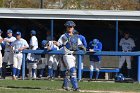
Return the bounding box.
[1,0,140,10]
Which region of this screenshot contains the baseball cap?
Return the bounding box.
[93,39,99,44]
[30,30,36,35]
[16,31,21,36]
[7,29,13,33]
[41,40,48,47]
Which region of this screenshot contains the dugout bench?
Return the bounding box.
[82,56,120,80]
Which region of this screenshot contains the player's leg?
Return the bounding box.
[39,58,46,78]
[9,52,14,71]
[126,56,131,78]
[119,56,126,73]
[12,54,18,80]
[16,53,23,78]
[62,55,76,90]
[95,61,101,79]
[0,51,2,77]
[47,55,53,78]
[89,61,94,80]
[28,64,32,79]
[31,63,37,79]
[70,67,79,91]
[60,59,66,78]
[2,52,9,79]
[63,70,70,90]
[64,55,79,91]
[38,63,45,78]
[52,55,59,78]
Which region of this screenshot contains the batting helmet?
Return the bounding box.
[30,30,36,35]
[115,73,125,81]
[64,21,76,27]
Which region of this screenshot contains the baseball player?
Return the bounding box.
[42,40,59,79]
[26,30,38,79]
[88,39,102,80]
[2,29,16,79]
[36,40,49,78]
[11,31,29,80]
[119,32,135,78]
[54,21,85,91]
[74,30,87,77]
[0,29,3,77]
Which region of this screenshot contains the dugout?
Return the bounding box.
[0,8,140,80]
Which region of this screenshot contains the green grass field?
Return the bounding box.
[0,80,140,93]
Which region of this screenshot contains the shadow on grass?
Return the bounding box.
[0,86,53,90]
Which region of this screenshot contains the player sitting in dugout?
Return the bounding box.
[88,39,102,80]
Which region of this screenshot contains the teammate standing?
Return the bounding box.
[42,40,59,79]
[11,31,29,80]
[0,29,3,77]
[119,32,135,78]
[26,30,38,79]
[54,21,85,91]
[88,39,102,80]
[2,29,16,79]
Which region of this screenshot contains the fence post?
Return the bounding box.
[115,19,118,51]
[138,56,140,83]
[78,54,82,81]
[22,53,26,80]
[51,19,54,40]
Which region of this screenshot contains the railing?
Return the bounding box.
[22,50,140,83]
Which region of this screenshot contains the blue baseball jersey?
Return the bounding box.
[79,35,87,48]
[88,41,102,61]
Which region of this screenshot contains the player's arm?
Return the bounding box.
[0,37,3,43]
[4,37,16,43]
[30,37,37,49]
[82,36,87,48]
[84,37,87,48]
[94,43,102,51]
[53,34,65,47]
[88,42,94,52]
[18,40,29,51]
[77,38,86,51]
[131,40,136,51]
[119,38,123,46]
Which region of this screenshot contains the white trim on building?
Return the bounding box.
[0,8,140,21]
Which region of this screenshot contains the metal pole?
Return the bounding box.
[138,56,140,83]
[78,54,82,81]
[22,53,26,80]
[40,0,43,9]
[115,19,119,51]
[51,19,54,40]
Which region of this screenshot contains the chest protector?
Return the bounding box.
[64,33,79,51]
